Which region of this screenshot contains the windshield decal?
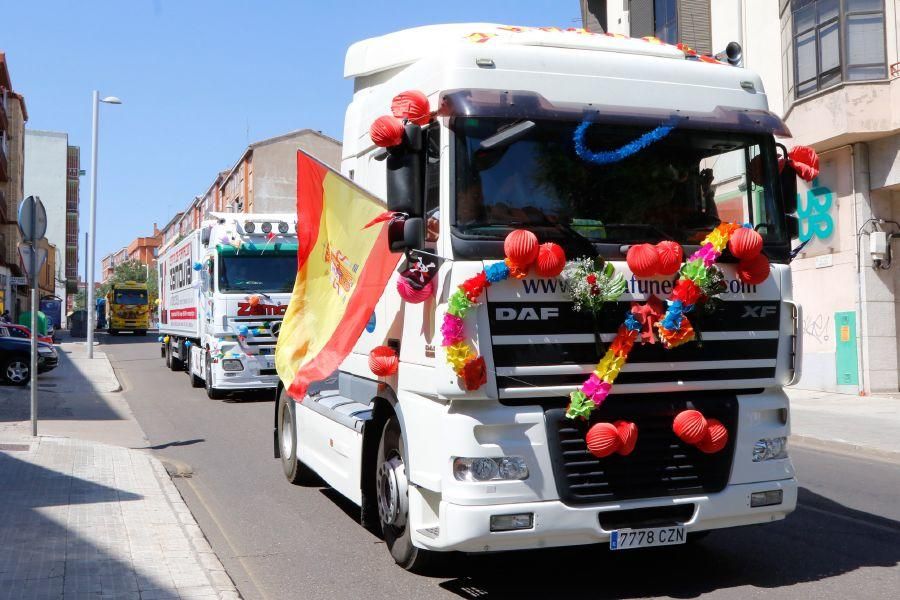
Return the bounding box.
[573,120,675,166]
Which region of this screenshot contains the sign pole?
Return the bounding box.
[30,243,38,437]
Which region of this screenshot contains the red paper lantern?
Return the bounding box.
[673,409,708,445]
[737,253,770,285]
[789,145,820,182]
[248,295,260,307]
[614,420,638,456]
[626,244,660,278]
[370,115,404,147]
[396,277,434,304]
[504,229,539,267]
[728,227,763,260]
[535,243,566,278]
[368,345,398,377]
[655,241,683,276]
[586,422,621,458]
[696,418,728,454]
[391,90,431,126]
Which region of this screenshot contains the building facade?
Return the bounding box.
[606,0,714,54]
[66,146,80,311]
[99,247,128,283]
[0,52,28,318]
[24,129,79,324]
[595,0,900,393]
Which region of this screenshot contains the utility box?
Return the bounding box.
[834,311,859,386]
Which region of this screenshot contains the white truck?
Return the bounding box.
[158,212,297,399]
[275,24,801,571]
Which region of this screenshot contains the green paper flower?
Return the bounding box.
[565,391,595,420]
[680,258,709,287]
[447,290,473,317]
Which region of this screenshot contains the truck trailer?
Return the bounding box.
[158,212,297,399]
[274,24,802,571]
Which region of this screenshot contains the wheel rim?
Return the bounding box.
[376,453,408,527]
[7,361,28,383]
[280,402,293,459]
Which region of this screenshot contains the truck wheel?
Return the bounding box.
[277,388,315,484]
[376,416,434,573]
[160,344,166,359]
[3,357,30,386]
[205,351,225,399]
[135,330,146,336]
[167,342,183,372]
[109,329,118,336]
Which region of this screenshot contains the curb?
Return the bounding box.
[790,434,900,464]
[149,453,242,599]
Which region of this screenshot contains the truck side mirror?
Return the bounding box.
[780,162,798,215]
[388,217,424,252]
[386,124,424,217]
[786,214,799,240]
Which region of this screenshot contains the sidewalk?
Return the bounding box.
[0,340,239,599]
[786,387,900,461]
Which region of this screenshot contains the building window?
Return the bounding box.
[791,0,886,99]
[654,0,678,44]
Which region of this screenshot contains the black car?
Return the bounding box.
[0,325,58,385]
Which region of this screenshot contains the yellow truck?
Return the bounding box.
[106,281,150,335]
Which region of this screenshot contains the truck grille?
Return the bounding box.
[545,393,738,505]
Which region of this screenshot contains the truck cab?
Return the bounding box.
[277,24,800,570]
[107,281,150,335]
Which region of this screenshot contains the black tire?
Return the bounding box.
[277,388,315,484]
[109,329,118,336]
[2,356,30,386]
[205,351,225,399]
[376,416,434,573]
[160,344,166,359]
[167,342,183,372]
[135,330,146,336]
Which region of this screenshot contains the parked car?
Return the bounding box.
[5,324,54,345]
[0,326,58,385]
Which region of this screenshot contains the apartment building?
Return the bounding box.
[99,247,128,283]
[0,52,28,318]
[66,146,81,310]
[595,0,900,393]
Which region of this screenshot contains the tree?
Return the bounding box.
[98,260,159,305]
[73,290,86,310]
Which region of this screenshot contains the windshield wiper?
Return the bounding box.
[478,120,536,151]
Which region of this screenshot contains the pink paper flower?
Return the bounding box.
[441,314,466,346]
[582,374,611,406]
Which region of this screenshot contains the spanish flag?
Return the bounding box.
[276,150,400,399]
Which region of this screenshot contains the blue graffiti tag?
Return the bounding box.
[797,178,834,242]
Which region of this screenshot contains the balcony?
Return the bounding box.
[0,93,7,131]
[0,133,8,182]
[0,189,6,223]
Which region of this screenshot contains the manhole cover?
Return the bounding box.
[0,444,30,452]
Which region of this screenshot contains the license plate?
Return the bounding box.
[609,526,686,550]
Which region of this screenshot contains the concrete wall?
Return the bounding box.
[24,130,69,322]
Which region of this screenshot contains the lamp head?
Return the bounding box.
[101,96,123,104]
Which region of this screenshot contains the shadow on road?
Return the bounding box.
[143,438,206,450]
[425,487,900,598]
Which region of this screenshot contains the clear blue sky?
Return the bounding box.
[4,1,580,274]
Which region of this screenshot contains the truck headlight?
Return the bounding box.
[221,359,244,372]
[453,457,528,482]
[752,437,788,462]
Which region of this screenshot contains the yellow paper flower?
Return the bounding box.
[707,229,730,252]
[594,349,625,382]
[446,342,475,373]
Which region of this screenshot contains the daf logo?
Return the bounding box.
[496,307,559,321]
[742,306,776,318]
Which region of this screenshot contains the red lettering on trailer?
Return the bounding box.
[237,302,287,316]
[170,307,197,320]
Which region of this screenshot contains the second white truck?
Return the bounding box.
[158,212,297,398]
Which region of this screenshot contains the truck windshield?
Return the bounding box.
[114,290,148,305]
[218,255,296,293]
[452,117,785,246]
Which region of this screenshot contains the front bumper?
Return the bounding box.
[415,478,797,553]
[214,361,279,390]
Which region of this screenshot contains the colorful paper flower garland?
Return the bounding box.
[566,222,767,422]
[441,230,567,391]
[574,120,675,166]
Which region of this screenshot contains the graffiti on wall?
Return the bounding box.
[797,178,835,242]
[802,312,832,344]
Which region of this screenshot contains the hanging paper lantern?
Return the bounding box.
[504,229,539,267]
[390,90,431,126]
[370,115,404,147]
[585,422,621,458]
[535,242,566,278]
[238,325,250,336]
[736,254,770,285]
[248,295,261,307]
[397,277,435,304]
[614,420,638,456]
[163,336,170,344]
[157,336,163,342]
[368,345,399,377]
[728,227,763,260]
[185,340,192,348]
[192,262,203,271]
[626,244,660,278]
[789,145,819,182]
[655,241,683,276]
[696,418,729,454]
[673,409,708,445]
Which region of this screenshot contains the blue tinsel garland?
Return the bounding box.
[574,121,675,165]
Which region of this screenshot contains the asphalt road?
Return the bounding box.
[104,334,900,600]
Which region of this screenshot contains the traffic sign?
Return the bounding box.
[17,243,47,281]
[9,276,27,286]
[17,196,48,242]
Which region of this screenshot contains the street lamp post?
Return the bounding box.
[86,91,121,359]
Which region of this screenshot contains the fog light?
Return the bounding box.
[750,489,783,507]
[453,457,528,482]
[261,222,273,233]
[278,221,289,234]
[221,359,244,372]
[490,513,533,532]
[752,437,788,462]
[243,220,256,233]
